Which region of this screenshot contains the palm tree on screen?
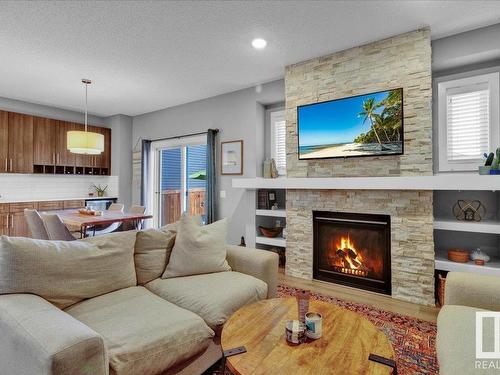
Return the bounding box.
[358,98,383,146]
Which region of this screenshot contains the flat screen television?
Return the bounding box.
[297,88,403,160]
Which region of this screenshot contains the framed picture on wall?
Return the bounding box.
[221,140,243,175]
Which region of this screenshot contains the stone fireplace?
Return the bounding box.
[313,211,391,295]
[283,29,435,306]
[286,190,434,306]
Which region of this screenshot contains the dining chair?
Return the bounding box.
[86,202,124,236]
[108,203,124,212]
[24,209,49,240]
[121,205,146,231]
[41,214,77,241]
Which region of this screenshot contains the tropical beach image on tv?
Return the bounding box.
[297,88,403,159]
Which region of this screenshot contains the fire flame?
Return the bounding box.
[328,234,368,277]
[336,235,363,269]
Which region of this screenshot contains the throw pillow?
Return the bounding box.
[134,223,177,285]
[162,215,230,278]
[0,231,137,309]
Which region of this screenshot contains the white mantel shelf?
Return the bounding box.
[232,174,500,191]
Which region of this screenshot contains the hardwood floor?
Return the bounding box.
[278,268,439,323]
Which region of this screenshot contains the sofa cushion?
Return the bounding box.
[162,215,230,278]
[437,305,498,375]
[134,224,177,285]
[0,231,137,309]
[65,286,214,375]
[146,271,267,331]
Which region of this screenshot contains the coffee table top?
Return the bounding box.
[221,298,395,375]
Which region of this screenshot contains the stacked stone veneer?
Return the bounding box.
[284,29,435,306]
[285,28,432,177]
[286,189,434,306]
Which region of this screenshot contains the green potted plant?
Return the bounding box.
[93,184,108,197]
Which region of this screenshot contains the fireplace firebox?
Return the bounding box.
[313,211,391,295]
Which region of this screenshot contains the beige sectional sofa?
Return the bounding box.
[0,227,279,375]
[437,272,500,375]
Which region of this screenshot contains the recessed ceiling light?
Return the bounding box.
[251,38,267,49]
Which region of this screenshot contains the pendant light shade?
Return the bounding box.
[67,130,104,155]
[67,78,104,155]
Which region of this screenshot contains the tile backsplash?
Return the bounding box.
[0,174,119,202]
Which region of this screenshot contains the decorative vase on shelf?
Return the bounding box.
[263,159,272,179]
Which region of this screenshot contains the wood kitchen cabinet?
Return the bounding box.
[0,204,9,236]
[33,117,57,165]
[2,109,111,175]
[7,112,34,173]
[37,201,64,211]
[0,111,8,173]
[6,202,36,237]
[63,200,85,209]
[1,200,87,238]
[99,127,111,170]
[56,121,76,167]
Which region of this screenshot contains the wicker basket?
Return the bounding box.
[258,226,282,238]
[438,274,446,307]
[447,248,470,263]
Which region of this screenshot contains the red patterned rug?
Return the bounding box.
[278,284,438,375]
[205,284,438,375]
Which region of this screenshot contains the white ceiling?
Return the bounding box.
[1,1,500,117]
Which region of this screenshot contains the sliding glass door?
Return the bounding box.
[152,135,207,227]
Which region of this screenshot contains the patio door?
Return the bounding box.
[151,134,207,227]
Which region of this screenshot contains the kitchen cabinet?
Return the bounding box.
[63,200,85,209]
[33,117,57,165]
[0,111,7,173]
[2,109,110,175]
[55,121,76,167]
[7,112,33,173]
[0,204,9,236]
[8,202,36,237]
[99,127,111,170]
[37,201,64,211]
[1,200,88,237]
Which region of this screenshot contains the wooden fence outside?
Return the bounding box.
[161,188,205,225]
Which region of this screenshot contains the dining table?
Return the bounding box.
[45,209,153,238]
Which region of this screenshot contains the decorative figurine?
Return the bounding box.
[453,200,486,221]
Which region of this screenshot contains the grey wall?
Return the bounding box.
[0,96,104,125]
[105,114,133,208]
[0,96,133,206]
[432,23,500,74]
[132,79,285,245]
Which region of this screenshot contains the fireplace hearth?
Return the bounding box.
[313,211,391,295]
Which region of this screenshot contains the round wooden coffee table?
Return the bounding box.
[221,298,395,375]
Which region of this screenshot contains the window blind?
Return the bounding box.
[446,89,489,161]
[273,117,287,175]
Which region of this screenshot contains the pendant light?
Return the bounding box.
[67,79,104,155]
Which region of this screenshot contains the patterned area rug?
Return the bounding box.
[278,285,438,374]
[205,284,438,375]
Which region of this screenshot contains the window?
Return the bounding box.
[437,72,499,172]
[271,110,286,175]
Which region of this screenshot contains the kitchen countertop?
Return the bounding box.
[0,196,118,204]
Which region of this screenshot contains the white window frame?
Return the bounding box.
[270,110,286,176]
[437,72,499,172]
[150,134,206,228]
